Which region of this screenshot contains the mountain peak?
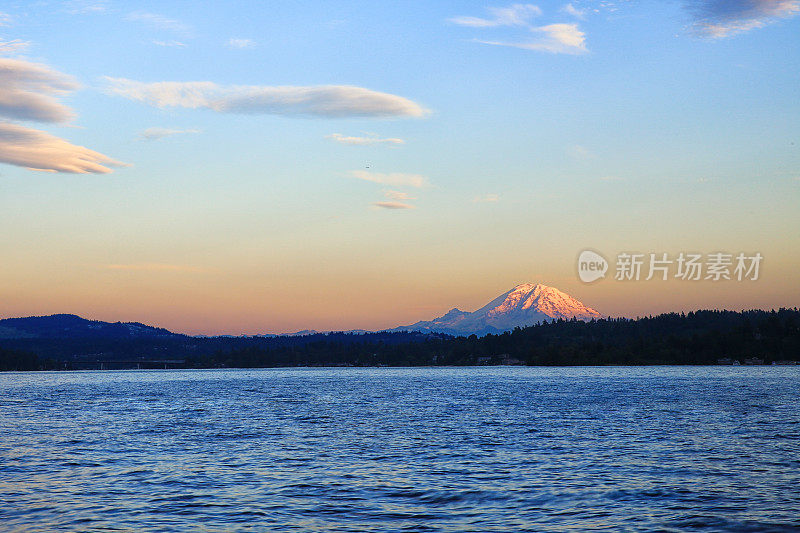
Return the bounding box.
[511,282,545,291]
[395,283,600,336]
[508,282,560,294]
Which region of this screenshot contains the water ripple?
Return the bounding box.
[1,366,799,531]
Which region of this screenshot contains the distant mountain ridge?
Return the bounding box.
[0,314,181,339]
[0,284,600,340]
[394,283,601,336]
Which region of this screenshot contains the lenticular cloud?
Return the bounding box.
[0,58,125,174]
[0,123,126,174]
[104,78,429,119]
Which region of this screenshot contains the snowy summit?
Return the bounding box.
[396,283,601,336]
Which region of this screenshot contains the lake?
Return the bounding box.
[1,367,799,531]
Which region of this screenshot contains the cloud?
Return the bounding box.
[0,122,127,173]
[0,39,31,54]
[152,40,186,47]
[687,0,800,38]
[226,38,255,49]
[477,23,587,54]
[449,4,542,27]
[350,170,429,188]
[105,78,429,118]
[0,58,126,174]
[139,127,200,140]
[474,193,500,203]
[369,187,419,210]
[127,12,190,33]
[566,144,593,159]
[561,3,587,19]
[326,132,405,145]
[600,175,623,181]
[0,58,79,123]
[373,201,415,209]
[102,263,205,272]
[0,12,12,26]
[65,1,109,14]
[384,190,416,200]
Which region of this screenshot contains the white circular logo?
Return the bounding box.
[577,250,608,283]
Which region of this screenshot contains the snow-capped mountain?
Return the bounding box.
[395,283,601,336]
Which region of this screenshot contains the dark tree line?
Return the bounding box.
[1,309,798,371]
[0,346,39,371]
[187,309,800,368]
[0,330,435,369]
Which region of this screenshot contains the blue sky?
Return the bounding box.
[0,0,798,333]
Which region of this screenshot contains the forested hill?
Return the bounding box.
[187,309,800,368]
[0,309,798,370]
[0,314,178,339]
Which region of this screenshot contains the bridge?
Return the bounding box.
[65,359,186,370]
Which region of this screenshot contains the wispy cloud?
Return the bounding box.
[474,193,500,203]
[566,144,593,159]
[687,0,800,38]
[127,12,190,34]
[373,201,415,210]
[0,58,78,123]
[350,170,429,188]
[477,23,587,54]
[152,40,186,47]
[600,175,624,181]
[561,3,586,19]
[226,38,254,49]
[105,78,429,118]
[0,39,30,54]
[369,188,419,210]
[0,58,125,173]
[451,4,587,54]
[102,263,205,272]
[0,12,13,26]
[384,190,416,200]
[326,132,405,146]
[0,122,126,173]
[139,127,200,140]
[449,4,542,27]
[65,1,109,15]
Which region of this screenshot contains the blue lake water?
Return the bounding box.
[1,366,799,532]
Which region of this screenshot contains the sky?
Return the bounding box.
[0,0,798,335]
